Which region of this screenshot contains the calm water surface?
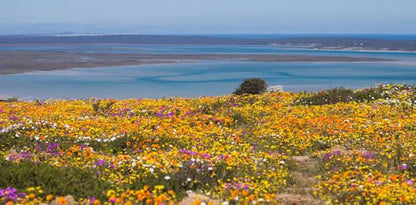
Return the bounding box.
[1,45,416,99]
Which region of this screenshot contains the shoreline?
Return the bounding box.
[276,46,416,54]
[0,51,391,76]
[2,43,416,53]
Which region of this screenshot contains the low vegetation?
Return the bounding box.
[0,84,415,204]
[233,78,267,95]
[0,158,111,200]
[293,84,416,106]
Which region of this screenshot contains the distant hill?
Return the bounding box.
[0,34,269,45]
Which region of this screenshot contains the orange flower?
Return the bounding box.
[57,196,68,205]
[192,198,201,205]
[146,198,153,204]
[28,193,36,199]
[230,189,239,199]
[46,194,54,201]
[92,199,101,205]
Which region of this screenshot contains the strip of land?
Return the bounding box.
[0,51,389,75]
[2,35,416,51]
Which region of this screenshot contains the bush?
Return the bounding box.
[294,87,354,105]
[233,78,267,95]
[293,84,416,106]
[0,158,111,200]
[92,100,115,115]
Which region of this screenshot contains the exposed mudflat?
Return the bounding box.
[0,51,389,75]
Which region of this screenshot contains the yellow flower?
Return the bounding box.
[106,189,116,197]
[155,185,165,190]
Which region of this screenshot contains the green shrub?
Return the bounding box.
[292,85,414,106]
[0,158,111,200]
[233,78,267,95]
[92,100,115,115]
[353,87,384,103]
[293,87,354,105]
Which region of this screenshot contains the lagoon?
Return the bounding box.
[1,45,416,99]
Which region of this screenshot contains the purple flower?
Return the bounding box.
[109,197,117,203]
[89,197,96,204]
[400,164,408,170]
[9,116,18,121]
[95,159,106,166]
[0,188,5,197]
[179,149,197,155]
[47,143,60,152]
[406,180,414,186]
[8,151,32,162]
[18,192,27,197]
[324,150,341,161]
[229,103,238,107]
[4,187,18,201]
[200,153,211,159]
[362,152,374,159]
[324,153,332,161]
[234,183,242,189]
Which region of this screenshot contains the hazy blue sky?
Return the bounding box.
[1,0,416,34]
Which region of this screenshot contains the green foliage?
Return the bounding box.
[294,87,354,105]
[233,78,267,95]
[293,85,416,106]
[92,100,115,115]
[126,160,221,200]
[0,157,111,200]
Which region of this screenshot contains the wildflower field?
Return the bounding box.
[0,84,415,204]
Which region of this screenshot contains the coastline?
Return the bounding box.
[0,51,391,75]
[274,46,416,54]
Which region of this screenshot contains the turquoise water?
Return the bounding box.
[1,45,416,99]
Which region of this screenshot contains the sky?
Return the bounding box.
[1,0,416,34]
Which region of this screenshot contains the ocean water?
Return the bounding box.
[1,44,416,99]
